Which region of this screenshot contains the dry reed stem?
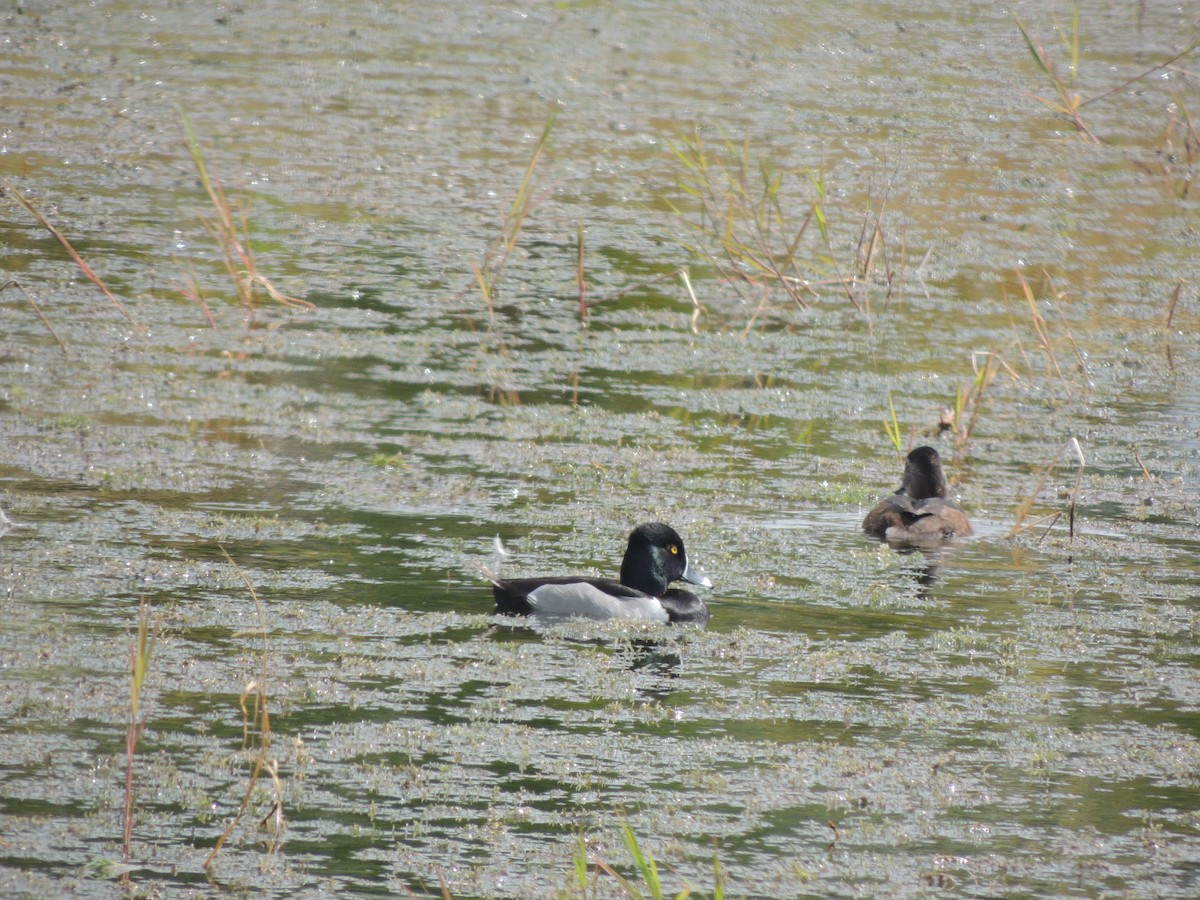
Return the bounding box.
[203,546,282,869]
[1165,281,1183,327]
[1016,270,1066,383]
[1079,38,1200,108]
[668,126,854,327]
[122,597,155,862]
[1133,448,1153,481]
[177,265,218,328]
[1,279,68,354]
[678,267,704,334]
[1008,437,1086,540]
[1013,14,1101,143]
[473,109,557,321]
[576,222,587,322]
[182,114,312,314]
[3,181,137,325]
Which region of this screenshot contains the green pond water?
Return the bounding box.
[2,1,1199,897]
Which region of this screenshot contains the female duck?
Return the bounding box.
[491,522,712,624]
[862,446,973,543]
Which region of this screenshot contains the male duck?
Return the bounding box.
[491,522,712,624]
[862,446,973,543]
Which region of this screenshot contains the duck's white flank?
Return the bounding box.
[525,582,670,622]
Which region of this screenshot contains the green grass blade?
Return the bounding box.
[621,822,663,900]
[573,834,589,892]
[1013,15,1053,80]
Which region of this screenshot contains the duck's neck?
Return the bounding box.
[904,459,947,500]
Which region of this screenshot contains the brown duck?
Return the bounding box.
[862,446,973,543]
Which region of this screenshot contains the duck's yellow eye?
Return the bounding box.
[669,544,679,555]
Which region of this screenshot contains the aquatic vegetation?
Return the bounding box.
[1014,6,1098,142]
[563,824,725,900]
[3,181,136,334]
[6,4,1200,898]
[181,113,312,318]
[202,548,286,870]
[667,126,847,332]
[881,391,905,455]
[1014,8,1200,143]
[1009,436,1087,541]
[1149,97,1199,199]
[0,279,67,354]
[853,171,909,320]
[1006,269,1090,399]
[466,109,557,405]
[472,108,557,324]
[122,597,156,863]
[946,349,1007,460]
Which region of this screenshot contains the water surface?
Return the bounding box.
[2,1,1199,897]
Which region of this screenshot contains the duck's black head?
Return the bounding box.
[900,446,949,501]
[619,522,711,597]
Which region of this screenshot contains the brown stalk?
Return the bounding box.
[1016,270,1065,383]
[203,546,283,869]
[1078,38,1200,108]
[1013,15,1102,143]
[122,597,156,862]
[576,222,587,322]
[1164,280,1182,327]
[177,265,218,328]
[1133,448,1153,481]
[3,180,137,325]
[1008,437,1085,540]
[182,114,312,313]
[1,279,68,354]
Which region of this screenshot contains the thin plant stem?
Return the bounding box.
[181,112,313,313]
[123,597,155,861]
[0,279,68,354]
[203,546,283,869]
[576,222,587,323]
[3,180,137,325]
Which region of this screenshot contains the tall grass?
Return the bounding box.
[3,180,137,329]
[667,127,851,330]
[181,113,313,317]
[1009,436,1086,541]
[472,109,557,324]
[1014,8,1200,143]
[203,547,285,869]
[122,597,156,862]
